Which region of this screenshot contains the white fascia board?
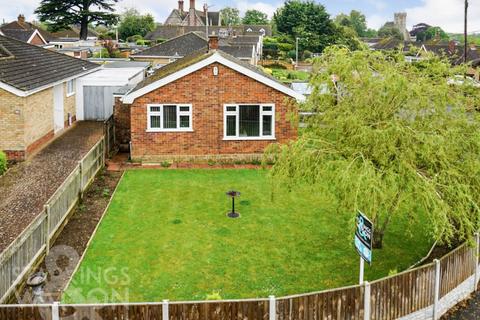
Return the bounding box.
[122,52,306,104]
[0,66,102,97]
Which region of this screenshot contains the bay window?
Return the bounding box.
[147,104,192,132]
[224,104,275,140]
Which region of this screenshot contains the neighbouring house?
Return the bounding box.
[115,35,305,163]
[51,26,99,41]
[0,14,53,46]
[132,32,260,67]
[144,25,271,43]
[0,35,99,161]
[165,0,221,26]
[77,62,148,121]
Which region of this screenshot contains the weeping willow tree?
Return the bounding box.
[267,47,480,248]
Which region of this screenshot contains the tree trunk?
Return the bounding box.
[79,17,89,40]
[373,229,384,249]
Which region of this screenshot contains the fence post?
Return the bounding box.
[475,232,479,291]
[45,204,51,255]
[102,137,106,167]
[433,259,441,320]
[162,299,169,320]
[52,301,59,320]
[269,295,276,320]
[363,281,370,320]
[78,161,84,198]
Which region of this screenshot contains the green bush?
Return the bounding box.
[127,35,143,43]
[205,291,222,300]
[0,151,7,175]
[278,42,295,52]
[287,50,297,60]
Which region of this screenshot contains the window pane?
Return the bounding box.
[263,115,272,136]
[150,115,161,128]
[226,115,236,136]
[226,106,236,112]
[179,106,190,112]
[263,106,272,111]
[163,105,177,129]
[180,115,190,128]
[150,106,161,112]
[239,105,259,137]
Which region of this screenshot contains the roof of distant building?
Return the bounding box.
[0,35,98,93]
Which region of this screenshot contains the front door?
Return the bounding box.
[53,84,64,133]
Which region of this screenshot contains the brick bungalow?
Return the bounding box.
[116,36,305,163]
[0,35,99,161]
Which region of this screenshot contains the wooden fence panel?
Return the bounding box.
[440,244,476,298]
[81,139,105,191]
[0,137,105,303]
[48,167,81,237]
[0,305,52,320]
[169,300,269,320]
[276,285,363,320]
[370,263,435,320]
[60,304,163,320]
[0,214,48,302]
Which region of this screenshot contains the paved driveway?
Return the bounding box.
[0,122,104,253]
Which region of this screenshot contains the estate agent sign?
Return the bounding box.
[355,210,373,264]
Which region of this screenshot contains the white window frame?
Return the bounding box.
[66,79,75,97]
[146,104,193,132]
[223,104,275,140]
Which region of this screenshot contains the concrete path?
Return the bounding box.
[0,122,104,253]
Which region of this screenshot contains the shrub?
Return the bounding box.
[0,151,7,175]
[161,161,172,168]
[205,291,222,300]
[127,35,143,43]
[303,50,313,59]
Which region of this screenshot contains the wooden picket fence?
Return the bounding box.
[0,137,106,304]
[0,236,478,320]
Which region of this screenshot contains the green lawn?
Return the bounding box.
[63,169,432,303]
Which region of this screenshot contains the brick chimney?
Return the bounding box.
[17,14,25,24]
[189,0,196,26]
[178,0,184,13]
[208,34,219,51]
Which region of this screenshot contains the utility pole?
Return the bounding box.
[464,0,468,63]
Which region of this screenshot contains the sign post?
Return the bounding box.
[354,211,373,284]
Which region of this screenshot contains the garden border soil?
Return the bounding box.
[16,169,123,303]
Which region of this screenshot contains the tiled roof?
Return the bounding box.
[133,32,255,60]
[0,20,54,42]
[133,32,207,57]
[144,25,271,41]
[130,48,281,94]
[0,29,35,43]
[219,45,253,58]
[0,35,98,92]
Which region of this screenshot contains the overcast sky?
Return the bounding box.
[2,0,479,34]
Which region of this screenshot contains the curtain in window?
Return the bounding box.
[163,105,177,129]
[239,105,260,137]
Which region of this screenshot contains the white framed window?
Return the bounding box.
[223,104,275,140]
[66,79,75,96]
[147,104,193,132]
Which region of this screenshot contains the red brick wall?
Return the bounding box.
[114,97,132,151]
[125,63,298,162]
[29,33,45,45]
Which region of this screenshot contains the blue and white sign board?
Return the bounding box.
[355,211,373,265]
